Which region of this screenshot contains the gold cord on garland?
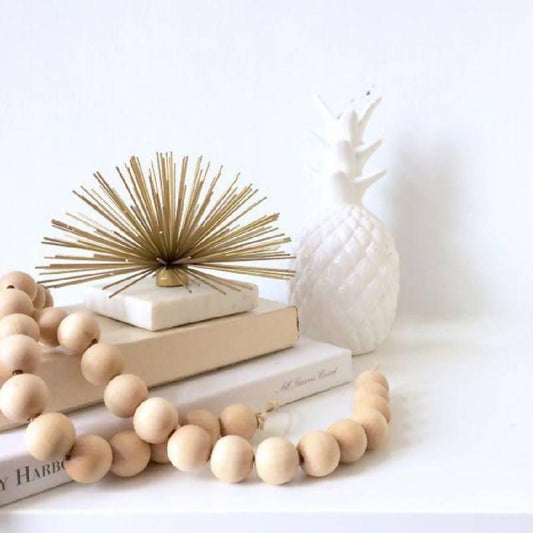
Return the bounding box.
[38,153,295,296]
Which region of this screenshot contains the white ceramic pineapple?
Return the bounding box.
[290,95,399,355]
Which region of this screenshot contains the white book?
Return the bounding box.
[0,337,352,507]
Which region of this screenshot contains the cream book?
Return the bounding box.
[0,299,298,431]
[0,337,352,507]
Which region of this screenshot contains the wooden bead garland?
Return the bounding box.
[0,270,394,489]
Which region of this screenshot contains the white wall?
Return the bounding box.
[0,0,531,322]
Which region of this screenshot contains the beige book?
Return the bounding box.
[0,299,298,431]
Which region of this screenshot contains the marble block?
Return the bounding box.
[84,278,259,330]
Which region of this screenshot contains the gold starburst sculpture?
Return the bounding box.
[39,153,294,296]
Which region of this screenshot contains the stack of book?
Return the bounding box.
[0,282,352,506]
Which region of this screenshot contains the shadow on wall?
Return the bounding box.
[387,142,485,319]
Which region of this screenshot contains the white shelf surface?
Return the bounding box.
[3,318,533,519]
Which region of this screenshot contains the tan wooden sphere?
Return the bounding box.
[167,424,212,472]
[64,434,113,483]
[327,419,368,463]
[356,369,389,392]
[81,343,125,386]
[150,429,179,464]
[182,408,221,447]
[0,271,38,300]
[0,373,49,422]
[33,307,67,347]
[33,284,46,310]
[0,314,40,342]
[353,392,391,423]
[210,435,254,483]
[43,287,54,308]
[26,412,76,461]
[297,430,340,478]
[0,289,33,319]
[255,437,299,485]
[219,403,258,440]
[0,334,41,377]
[109,430,151,478]
[353,407,389,450]
[104,374,148,418]
[57,311,101,356]
[356,380,389,401]
[133,397,179,444]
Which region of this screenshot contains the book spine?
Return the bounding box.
[0,348,351,507]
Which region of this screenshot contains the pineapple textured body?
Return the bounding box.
[291,204,399,354]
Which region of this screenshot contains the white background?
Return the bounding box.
[1,0,533,529]
[1,0,532,322]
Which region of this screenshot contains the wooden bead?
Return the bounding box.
[255,437,299,485]
[33,284,46,310]
[150,429,179,464]
[0,374,49,422]
[167,425,212,471]
[219,403,258,440]
[327,419,367,463]
[355,380,389,401]
[356,369,389,392]
[297,430,340,477]
[0,314,40,341]
[43,287,54,308]
[57,311,101,356]
[33,308,67,347]
[0,271,37,300]
[0,289,33,319]
[65,434,112,483]
[133,397,179,444]
[0,334,41,377]
[353,408,389,450]
[104,374,148,418]
[182,408,220,447]
[81,343,125,386]
[353,392,391,422]
[25,412,76,461]
[210,435,254,483]
[109,430,151,477]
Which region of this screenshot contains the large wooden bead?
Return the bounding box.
[0,374,49,422]
[356,369,389,392]
[81,343,125,386]
[0,289,33,319]
[327,419,367,463]
[104,374,148,418]
[219,403,257,440]
[150,430,179,464]
[26,412,76,461]
[65,434,112,483]
[255,437,299,485]
[353,408,389,450]
[355,380,389,401]
[109,430,151,477]
[297,430,340,478]
[167,425,211,472]
[210,435,254,483]
[33,284,46,310]
[0,334,41,376]
[0,271,37,300]
[182,408,220,447]
[0,314,40,342]
[57,312,101,356]
[33,308,67,347]
[353,392,391,422]
[133,397,179,444]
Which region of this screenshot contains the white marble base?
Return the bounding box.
[84,278,259,330]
